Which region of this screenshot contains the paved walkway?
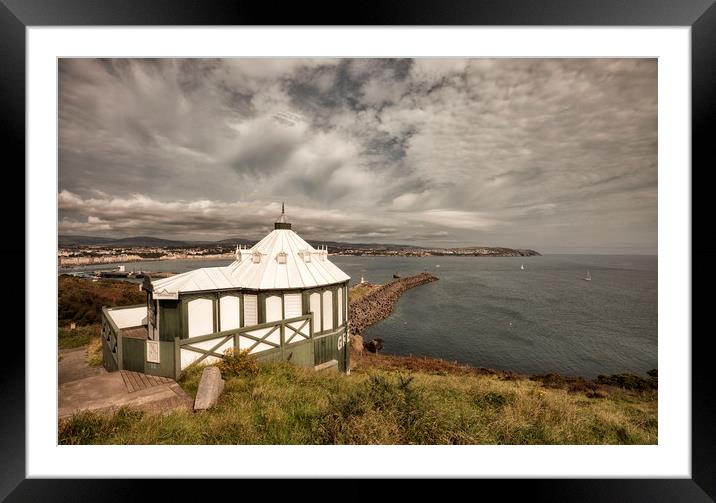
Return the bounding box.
[59,347,104,385]
[58,347,193,419]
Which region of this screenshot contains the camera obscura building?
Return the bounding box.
[101,207,351,378]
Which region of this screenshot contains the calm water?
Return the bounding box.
[334,255,657,378]
[61,254,657,377]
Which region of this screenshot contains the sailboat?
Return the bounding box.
[520,263,525,270]
[584,270,592,281]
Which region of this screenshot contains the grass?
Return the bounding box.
[347,283,380,303]
[58,358,657,445]
[58,324,101,349]
[86,336,104,367]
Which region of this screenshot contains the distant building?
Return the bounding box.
[101,206,351,378]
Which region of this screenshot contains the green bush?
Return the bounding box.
[596,373,656,391]
[217,348,259,379]
[474,390,512,410]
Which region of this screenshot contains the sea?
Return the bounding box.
[60,254,657,378]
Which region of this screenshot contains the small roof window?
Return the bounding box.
[276,251,287,264]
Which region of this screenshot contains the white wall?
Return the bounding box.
[107,306,147,329]
[219,295,241,331]
[239,326,280,354]
[322,290,333,331]
[309,292,321,331]
[266,295,282,322]
[180,337,233,370]
[244,294,258,326]
[284,293,302,319]
[187,298,214,337]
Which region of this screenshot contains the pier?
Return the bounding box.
[348,272,438,337]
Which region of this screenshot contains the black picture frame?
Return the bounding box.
[4,0,713,500]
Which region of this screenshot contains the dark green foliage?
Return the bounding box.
[596,373,657,391]
[530,373,599,394]
[58,275,145,326]
[474,391,512,410]
[217,348,259,379]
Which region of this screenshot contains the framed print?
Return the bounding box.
[4,0,714,500]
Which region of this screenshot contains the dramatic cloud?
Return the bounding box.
[59,58,657,253]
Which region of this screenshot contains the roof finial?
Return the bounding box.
[274,202,292,230]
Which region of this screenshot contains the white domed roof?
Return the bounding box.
[151,226,350,299]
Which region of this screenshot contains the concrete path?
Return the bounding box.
[58,347,193,419]
[59,347,104,385]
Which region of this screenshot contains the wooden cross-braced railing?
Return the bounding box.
[174,314,314,378]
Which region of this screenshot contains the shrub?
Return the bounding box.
[474,390,512,409]
[595,373,656,391]
[217,348,259,379]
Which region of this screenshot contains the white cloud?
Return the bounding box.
[58,58,657,252]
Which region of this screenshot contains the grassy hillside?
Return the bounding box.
[59,355,657,445]
[58,275,145,326]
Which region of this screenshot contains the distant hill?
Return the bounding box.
[59,235,194,247]
[58,235,539,256]
[59,235,114,246]
[59,235,416,249]
[308,240,420,250]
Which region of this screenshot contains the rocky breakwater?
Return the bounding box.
[348,272,439,340]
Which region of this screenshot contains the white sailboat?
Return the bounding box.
[521,263,525,270]
[584,270,592,281]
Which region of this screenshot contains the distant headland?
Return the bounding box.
[58,234,540,266]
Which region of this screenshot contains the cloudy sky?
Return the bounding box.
[58,58,657,254]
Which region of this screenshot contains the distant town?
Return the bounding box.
[57,235,540,267]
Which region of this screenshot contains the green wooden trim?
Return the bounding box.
[214,294,220,334]
[333,286,338,329]
[180,333,234,367]
[102,306,124,370]
[102,306,121,333]
[313,325,345,340]
[302,291,309,316]
[284,318,310,345]
[257,293,265,324]
[239,292,245,328]
[181,298,188,339]
[174,337,181,380]
[106,303,145,312]
[237,330,280,347]
[168,313,348,375]
[217,291,242,332]
[141,275,153,292]
[177,314,311,345]
[100,313,119,371]
[180,293,216,339]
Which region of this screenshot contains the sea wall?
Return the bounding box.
[348,272,438,337]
